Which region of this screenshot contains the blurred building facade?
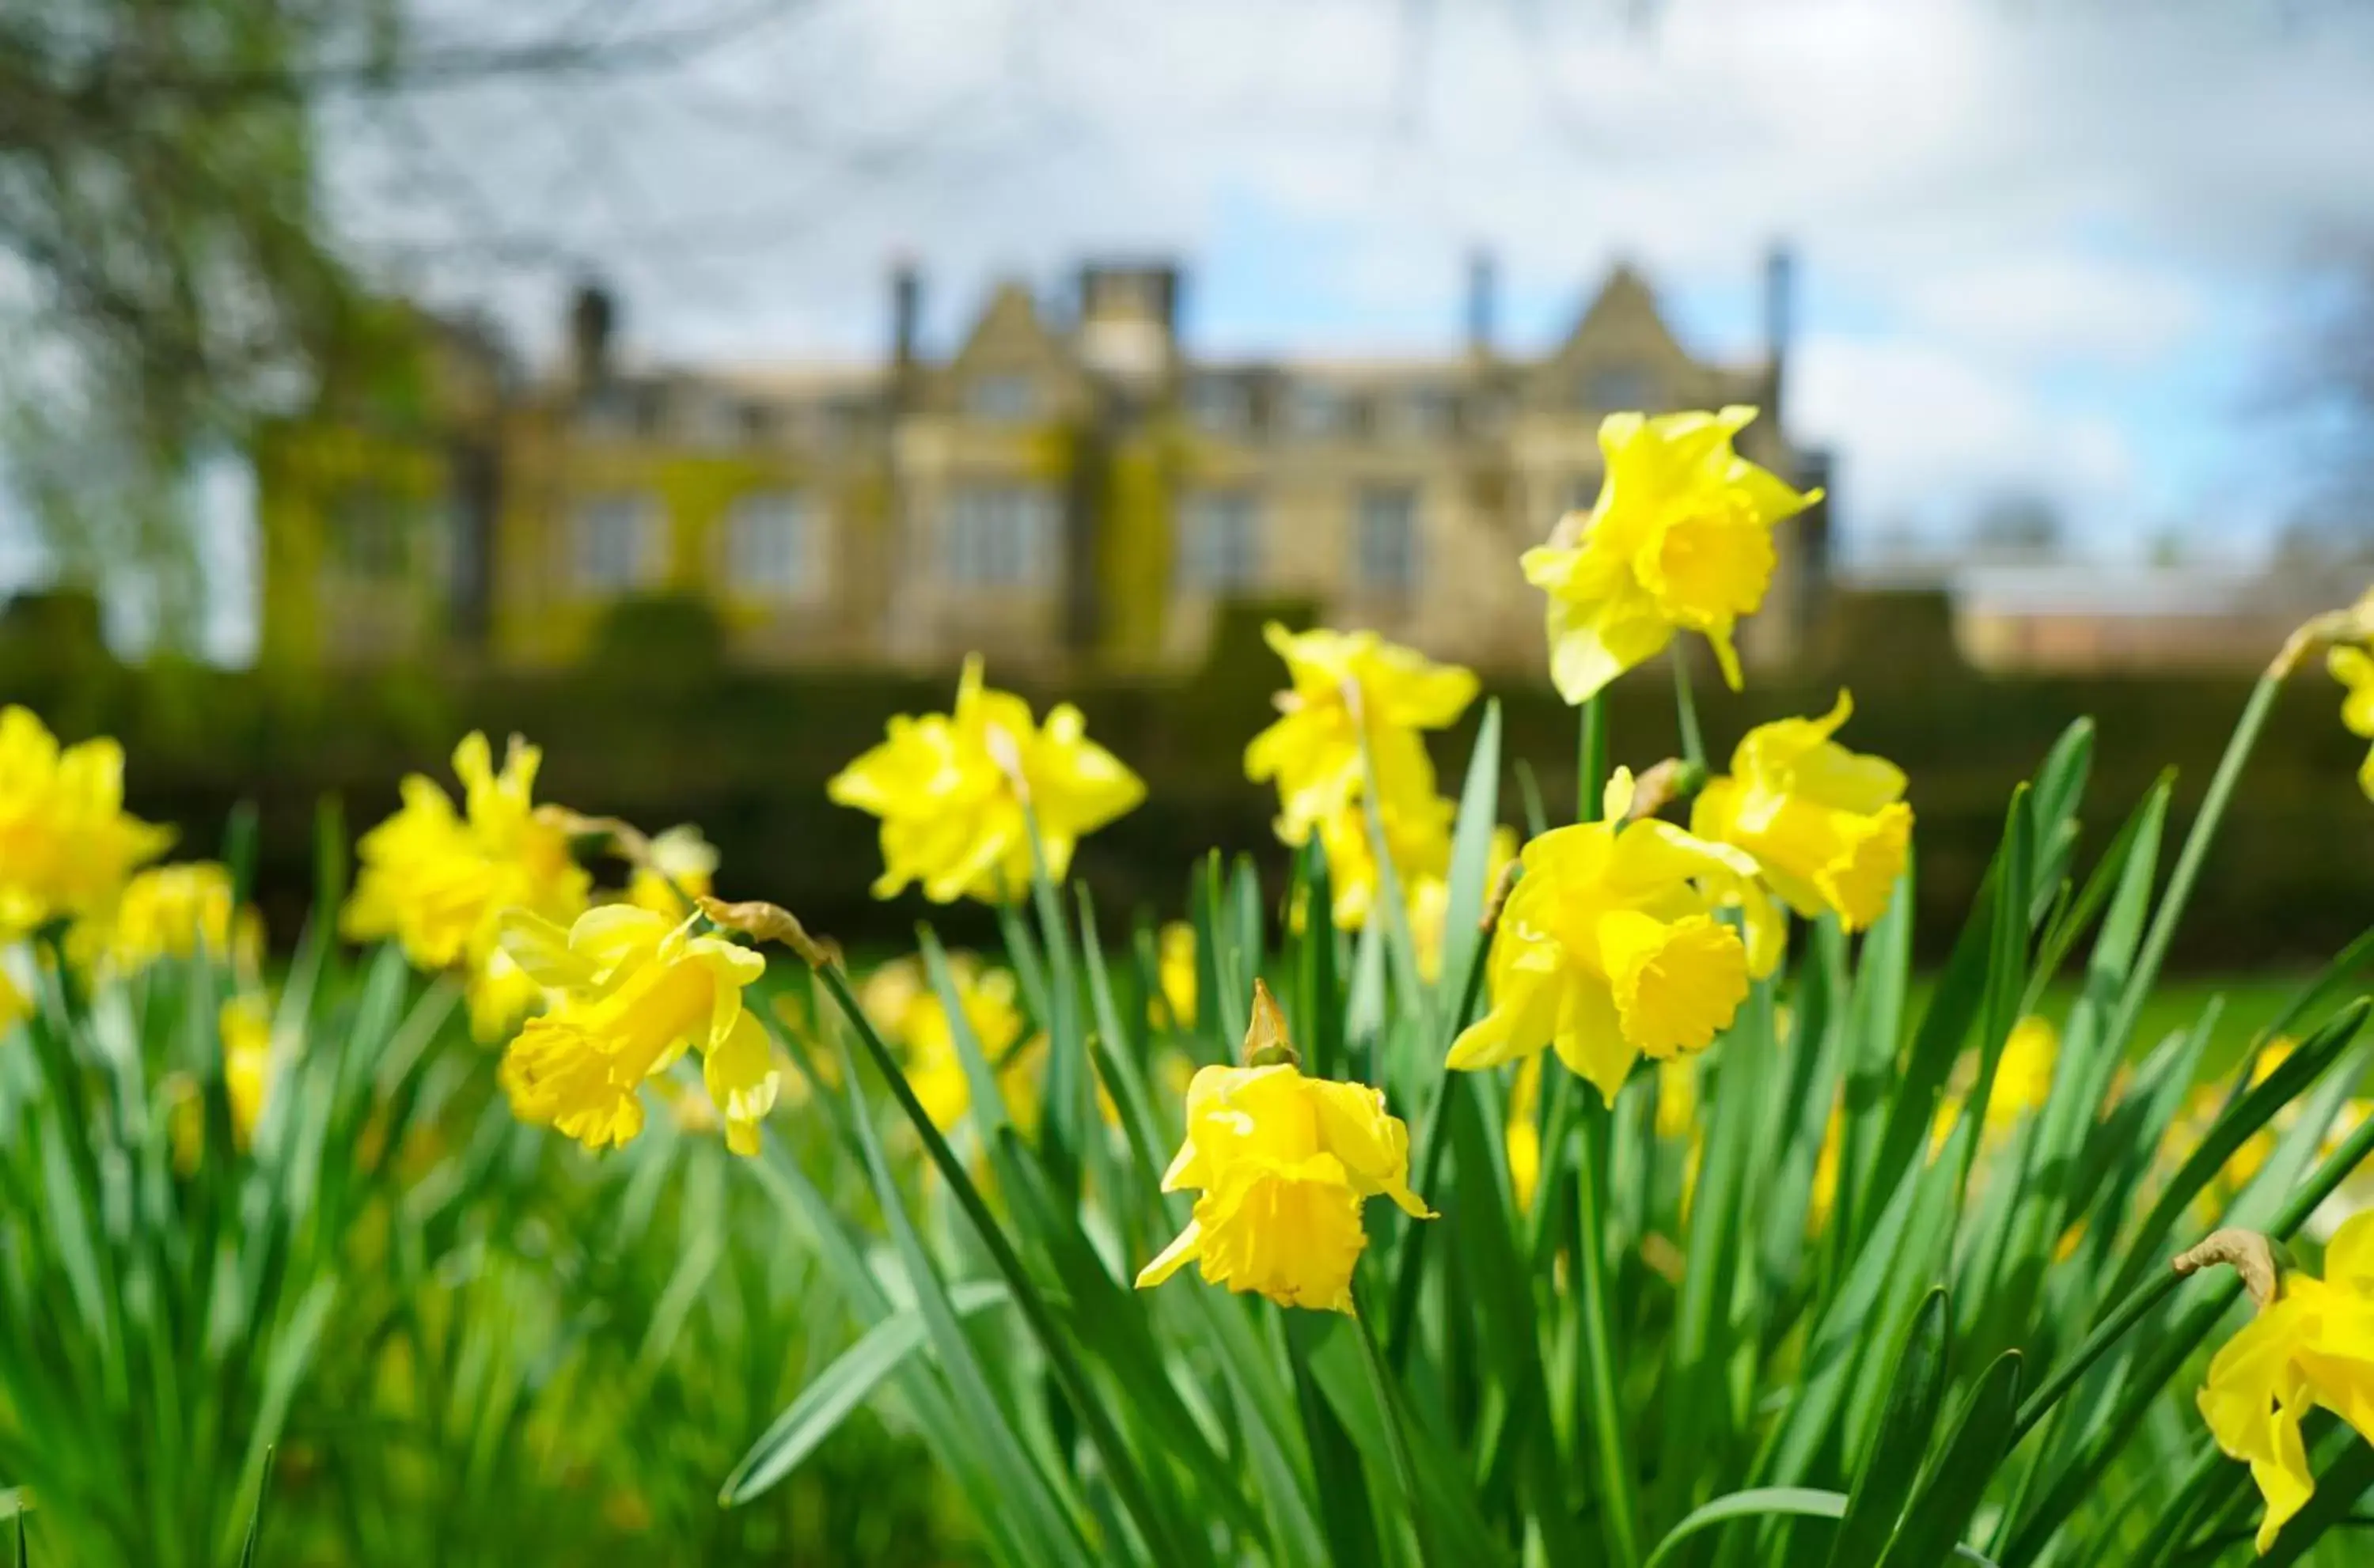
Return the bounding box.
[1948,564,2335,674]
[256,253,1832,677]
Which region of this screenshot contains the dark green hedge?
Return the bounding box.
[5,589,2368,968]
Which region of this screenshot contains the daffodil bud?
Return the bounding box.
[1241,979,1299,1068]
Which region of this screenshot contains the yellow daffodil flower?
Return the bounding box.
[69,861,264,978]
[629,824,719,917]
[1506,1055,1543,1211]
[1312,790,1456,933]
[1522,408,1818,704]
[829,656,1144,904]
[862,953,1035,1133]
[1136,982,1432,1312]
[2328,645,2374,800]
[1930,1013,2060,1165]
[496,906,776,1156]
[170,993,279,1165]
[2311,1101,2374,1243]
[466,948,550,1043]
[764,991,844,1109]
[1691,692,1911,933]
[2199,1210,2374,1552]
[2170,1039,2304,1201]
[221,993,275,1148]
[343,733,591,988]
[1994,1014,2059,1123]
[1809,1102,1846,1231]
[1507,971,1699,1217]
[0,964,27,1036]
[1158,922,1198,1028]
[1656,1054,1699,1142]
[1409,824,1520,981]
[1244,623,1477,846]
[1448,768,1781,1105]
[0,706,173,938]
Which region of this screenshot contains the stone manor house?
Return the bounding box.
[256,252,1833,680]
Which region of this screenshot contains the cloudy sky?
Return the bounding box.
[10,0,2374,659]
[347,0,2374,561]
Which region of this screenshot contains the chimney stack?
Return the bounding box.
[1764,243,1795,413]
[1466,249,1497,359]
[891,259,922,374]
[567,281,616,389]
[1075,261,1182,386]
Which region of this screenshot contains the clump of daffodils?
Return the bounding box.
[495,906,779,1156]
[69,860,265,979]
[1690,691,1912,933]
[2196,1213,2374,1551]
[1449,768,1780,1105]
[1245,623,1477,841]
[0,705,174,939]
[1245,623,1489,939]
[1406,823,1520,982]
[829,655,1144,903]
[1136,980,1432,1313]
[1523,407,1818,705]
[1309,788,1455,930]
[861,952,1041,1134]
[343,733,591,1040]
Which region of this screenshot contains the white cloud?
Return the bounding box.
[1793,332,2137,541]
[1898,257,2204,366]
[327,0,2374,549]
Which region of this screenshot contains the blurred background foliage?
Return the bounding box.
[7,586,2366,974]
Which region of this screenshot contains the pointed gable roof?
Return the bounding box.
[951,281,1076,373]
[1523,262,1702,411]
[940,278,1089,415]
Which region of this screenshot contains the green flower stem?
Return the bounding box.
[1354,724,1432,1037]
[1523,1065,1580,1268]
[1574,1095,1643,1568]
[1387,935,1494,1362]
[1557,702,1633,1566]
[2008,1267,2186,1443]
[1565,692,1640,1566]
[2107,670,2281,1057]
[1018,802,1089,1191]
[811,959,1179,1562]
[1671,648,1707,772]
[2002,1099,2374,1556]
[1579,695,1610,825]
[2039,1083,2374,1438]
[2137,1440,2240,1568]
[1996,668,2291,1504]
[1350,1282,1435,1568]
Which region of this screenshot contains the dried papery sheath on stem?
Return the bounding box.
[534,805,654,866]
[2173,1228,2285,1311]
[697,896,831,968]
